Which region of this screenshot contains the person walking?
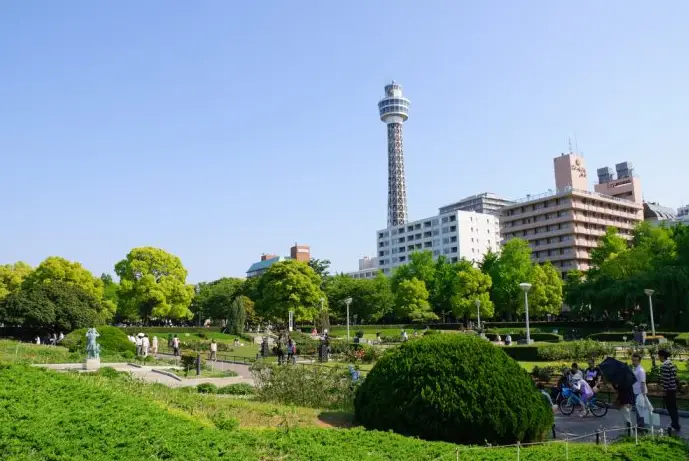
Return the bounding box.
[135,334,143,356]
[172,335,180,357]
[142,334,150,357]
[631,352,647,430]
[151,336,158,355]
[584,358,602,392]
[659,349,681,433]
[209,339,217,361]
[287,338,296,364]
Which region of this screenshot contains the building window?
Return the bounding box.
[449,215,456,222]
[451,247,458,253]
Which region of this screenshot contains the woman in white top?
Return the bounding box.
[151,336,158,354]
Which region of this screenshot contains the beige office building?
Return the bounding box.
[501,152,644,279]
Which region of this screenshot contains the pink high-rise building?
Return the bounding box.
[501,151,644,279]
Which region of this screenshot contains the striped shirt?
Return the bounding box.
[660,359,678,391]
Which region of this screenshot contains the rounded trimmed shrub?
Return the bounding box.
[354,334,553,445]
[62,326,135,355]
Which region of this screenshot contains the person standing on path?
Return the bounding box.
[151,336,158,355]
[142,334,150,357]
[631,352,647,430]
[172,335,180,357]
[209,339,217,361]
[135,334,143,356]
[659,349,681,433]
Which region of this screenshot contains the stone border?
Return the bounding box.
[151,368,183,382]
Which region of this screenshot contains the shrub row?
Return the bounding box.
[675,333,689,346]
[501,340,615,362]
[588,332,681,342]
[62,326,135,355]
[484,331,563,343]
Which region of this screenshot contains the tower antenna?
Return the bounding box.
[568,137,573,154]
[574,133,580,154]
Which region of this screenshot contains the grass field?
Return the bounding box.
[1,363,686,460]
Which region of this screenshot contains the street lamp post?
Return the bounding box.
[344,298,353,343]
[475,299,481,331]
[644,289,656,337]
[519,283,533,344]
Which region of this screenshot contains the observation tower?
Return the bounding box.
[378,81,410,227]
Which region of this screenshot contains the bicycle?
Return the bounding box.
[559,386,608,417]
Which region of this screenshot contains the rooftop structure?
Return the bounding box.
[246,243,311,278]
[347,256,380,279]
[593,161,642,204]
[438,192,514,216]
[379,81,410,227]
[644,202,676,222]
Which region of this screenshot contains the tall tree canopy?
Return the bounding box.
[115,247,194,321]
[23,257,114,319]
[193,277,244,322]
[256,260,325,323]
[0,262,32,302]
[325,272,393,323]
[394,277,437,322]
[0,281,108,331]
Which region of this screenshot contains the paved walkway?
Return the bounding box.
[553,408,689,442]
[34,360,254,388]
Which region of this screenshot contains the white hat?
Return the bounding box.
[138,333,144,337]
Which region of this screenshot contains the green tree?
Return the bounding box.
[431,256,459,321]
[256,260,325,323]
[101,273,119,311]
[0,262,32,302]
[194,277,244,322]
[227,296,249,335]
[23,257,114,319]
[391,251,436,292]
[115,247,194,321]
[0,281,107,331]
[394,277,438,323]
[487,239,533,320]
[450,265,494,322]
[590,227,628,268]
[308,258,331,285]
[325,273,393,324]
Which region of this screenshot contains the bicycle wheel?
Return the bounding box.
[559,398,575,415]
[589,400,608,417]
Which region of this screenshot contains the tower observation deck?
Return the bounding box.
[378,81,410,227]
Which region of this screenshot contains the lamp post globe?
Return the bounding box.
[474,299,481,331]
[644,289,656,337]
[519,283,533,344]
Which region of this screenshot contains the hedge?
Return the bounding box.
[355,334,553,445]
[500,340,615,362]
[485,331,562,343]
[62,326,135,355]
[588,332,681,342]
[674,333,689,346]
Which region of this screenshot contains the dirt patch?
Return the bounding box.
[316,411,354,428]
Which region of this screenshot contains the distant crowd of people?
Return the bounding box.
[127,333,159,357]
[34,332,64,346]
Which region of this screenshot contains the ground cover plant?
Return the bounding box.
[0,364,686,460]
[355,334,554,445]
[251,360,359,410]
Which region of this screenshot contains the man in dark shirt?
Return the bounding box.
[658,349,681,432]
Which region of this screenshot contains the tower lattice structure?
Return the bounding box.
[378,81,410,227]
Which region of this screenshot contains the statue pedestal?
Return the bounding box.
[84,358,101,371]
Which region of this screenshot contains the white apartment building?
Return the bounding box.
[347,256,380,279]
[376,210,501,275]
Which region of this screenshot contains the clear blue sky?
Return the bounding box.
[2,2,688,282]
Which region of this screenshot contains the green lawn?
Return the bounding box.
[167,367,239,379]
